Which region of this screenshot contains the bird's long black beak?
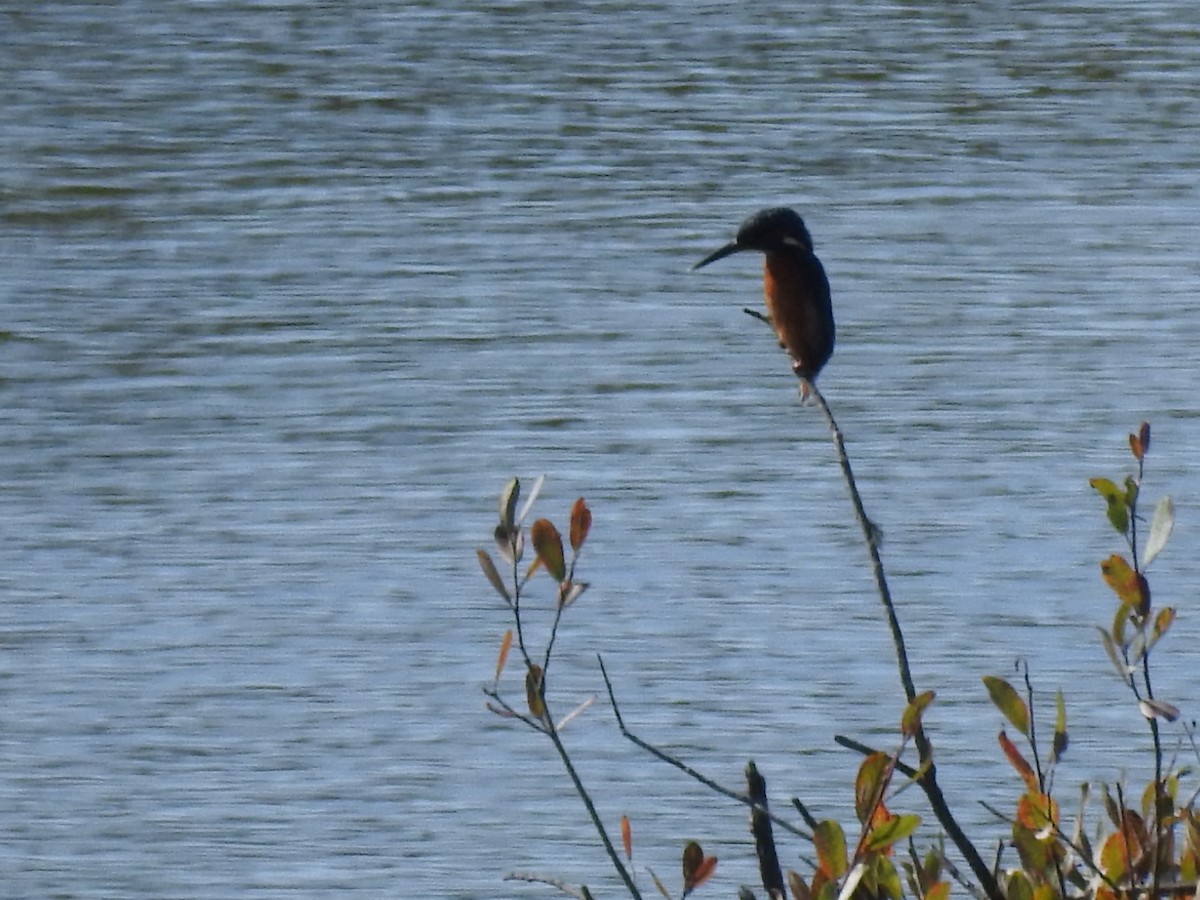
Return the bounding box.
[692,241,743,270]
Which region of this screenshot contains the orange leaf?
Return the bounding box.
[621,815,632,860]
[530,518,566,581]
[1016,791,1059,833]
[570,498,592,552]
[494,629,513,682]
[525,664,545,719]
[999,731,1038,792]
[926,883,950,900]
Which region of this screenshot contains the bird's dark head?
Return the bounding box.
[693,207,814,269]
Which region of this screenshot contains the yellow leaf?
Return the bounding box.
[1090,478,1129,534]
[983,676,1030,736]
[1100,555,1147,613]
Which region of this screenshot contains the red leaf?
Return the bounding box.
[682,841,717,893]
[682,840,702,884]
[621,815,632,860]
[998,731,1038,792]
[570,498,592,552]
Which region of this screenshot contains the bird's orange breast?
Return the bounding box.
[762,253,833,380]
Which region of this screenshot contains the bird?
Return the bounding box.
[694,207,835,386]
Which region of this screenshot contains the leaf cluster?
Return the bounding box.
[476,423,1197,900]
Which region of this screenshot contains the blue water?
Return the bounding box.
[3,1,1199,896]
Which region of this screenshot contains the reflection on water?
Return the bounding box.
[2,0,1198,895]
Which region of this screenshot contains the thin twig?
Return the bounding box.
[505,871,589,899]
[806,381,1003,900]
[599,655,813,842]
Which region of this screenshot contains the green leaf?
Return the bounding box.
[854,753,890,824]
[867,813,921,851]
[1006,870,1034,900]
[1090,477,1129,534]
[1123,475,1139,510]
[864,852,903,900]
[900,690,935,738]
[982,675,1030,736]
[1144,496,1174,567]
[813,820,848,878]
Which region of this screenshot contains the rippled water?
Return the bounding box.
[3,1,1200,896]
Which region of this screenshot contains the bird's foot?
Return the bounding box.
[795,372,816,403]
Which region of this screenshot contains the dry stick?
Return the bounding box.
[805,380,1003,900]
[746,761,785,898]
